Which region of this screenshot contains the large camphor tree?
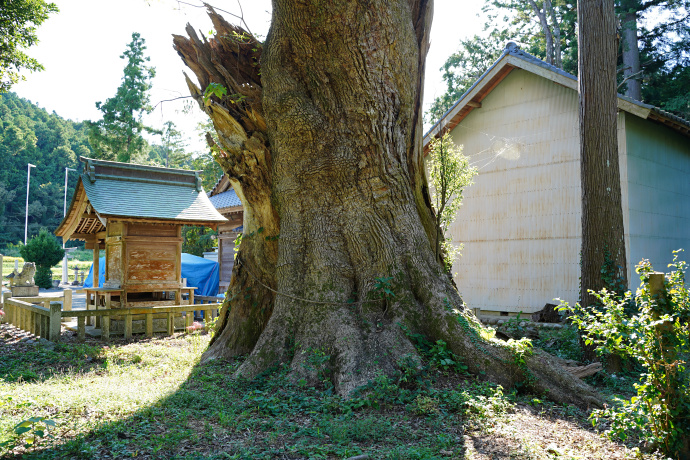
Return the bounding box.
[173,1,601,408]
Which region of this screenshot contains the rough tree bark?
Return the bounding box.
[620,7,642,100]
[175,1,603,409]
[578,0,628,357]
[173,15,278,356]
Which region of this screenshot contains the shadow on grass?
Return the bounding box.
[1,326,630,460]
[1,328,474,459]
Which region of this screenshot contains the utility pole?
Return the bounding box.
[24,163,36,245]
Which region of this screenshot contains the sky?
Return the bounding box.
[13,0,487,152]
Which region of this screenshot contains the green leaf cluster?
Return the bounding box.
[0,0,58,92]
[181,225,217,257]
[427,132,477,272]
[147,121,191,169]
[19,227,64,288]
[1,416,56,451]
[561,250,690,457]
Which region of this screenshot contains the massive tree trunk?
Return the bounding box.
[577,0,628,358]
[175,1,602,409]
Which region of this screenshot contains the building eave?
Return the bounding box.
[424,43,690,150]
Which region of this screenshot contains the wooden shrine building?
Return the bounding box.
[56,157,227,308]
[208,175,243,294]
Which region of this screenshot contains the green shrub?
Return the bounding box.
[19,228,64,289]
[560,250,689,458]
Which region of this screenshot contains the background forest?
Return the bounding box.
[0,91,221,251]
[0,92,86,247]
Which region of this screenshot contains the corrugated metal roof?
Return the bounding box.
[81,176,227,222]
[508,45,577,82]
[208,189,242,209]
[425,41,690,142]
[77,157,226,223]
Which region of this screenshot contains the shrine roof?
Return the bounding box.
[56,157,226,240]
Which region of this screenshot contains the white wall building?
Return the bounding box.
[424,42,690,319]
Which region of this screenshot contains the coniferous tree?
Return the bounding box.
[154,121,189,168]
[87,32,156,163]
[578,0,627,361]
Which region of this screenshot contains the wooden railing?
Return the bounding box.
[4,298,62,341]
[195,295,225,304]
[4,295,220,342]
[3,291,72,341]
[68,303,221,341]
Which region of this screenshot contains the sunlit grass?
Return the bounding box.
[0,326,662,459]
[0,334,209,454]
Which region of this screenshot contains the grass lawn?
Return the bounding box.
[0,324,663,460]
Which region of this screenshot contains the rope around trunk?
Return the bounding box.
[235,256,384,306]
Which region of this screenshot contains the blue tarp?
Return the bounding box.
[84,253,219,297]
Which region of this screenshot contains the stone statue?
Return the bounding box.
[6,262,36,287]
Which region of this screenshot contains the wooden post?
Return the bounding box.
[41,315,50,339]
[85,293,92,326]
[7,301,14,327]
[167,312,174,336]
[77,316,85,341]
[649,272,665,298]
[63,289,72,310]
[92,244,100,288]
[649,273,675,358]
[63,289,73,321]
[102,314,110,341]
[124,313,132,339]
[185,311,193,330]
[95,292,101,329]
[145,313,153,337]
[30,310,36,335]
[49,303,61,342]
